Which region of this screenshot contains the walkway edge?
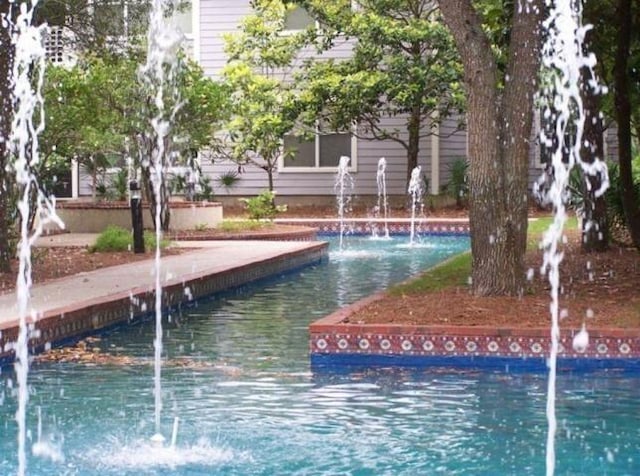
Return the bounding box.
[1,241,328,364]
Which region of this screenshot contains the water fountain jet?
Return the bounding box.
[374,157,390,239]
[7,2,63,474]
[540,1,606,474]
[138,0,184,445]
[335,155,353,251]
[407,166,423,246]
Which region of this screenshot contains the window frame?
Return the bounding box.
[279,130,358,173]
[90,0,193,40]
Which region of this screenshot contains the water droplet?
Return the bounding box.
[586,309,594,319]
[606,448,614,463]
[572,324,589,353]
[526,268,534,281]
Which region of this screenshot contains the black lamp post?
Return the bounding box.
[130,180,145,254]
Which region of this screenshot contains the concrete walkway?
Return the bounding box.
[0,237,328,361]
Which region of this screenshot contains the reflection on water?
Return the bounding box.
[1,236,639,474]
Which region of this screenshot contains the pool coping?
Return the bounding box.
[309,292,640,372]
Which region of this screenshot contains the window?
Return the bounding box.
[175,2,193,35]
[44,26,65,64]
[282,131,356,170]
[283,5,314,31]
[92,0,152,39]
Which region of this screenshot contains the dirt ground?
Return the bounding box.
[1,206,638,331]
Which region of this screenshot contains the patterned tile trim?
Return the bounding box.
[309,293,640,366]
[310,331,640,360]
[277,219,469,235]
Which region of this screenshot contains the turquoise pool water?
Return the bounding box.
[1,235,639,475]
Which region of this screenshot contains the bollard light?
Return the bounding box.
[129,180,145,254]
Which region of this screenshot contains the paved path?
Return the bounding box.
[0,239,326,329]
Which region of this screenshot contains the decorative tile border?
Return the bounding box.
[309,293,640,371]
[0,243,328,365]
[276,219,470,236]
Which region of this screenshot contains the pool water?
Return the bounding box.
[1,235,639,475]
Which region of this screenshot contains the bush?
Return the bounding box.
[239,190,287,220]
[89,225,169,252]
[445,157,469,208]
[605,162,640,230]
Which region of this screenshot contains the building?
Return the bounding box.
[45,1,617,207]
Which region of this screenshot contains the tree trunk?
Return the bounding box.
[406,105,420,185]
[580,73,609,252]
[266,165,274,192]
[439,0,543,296]
[614,0,640,248]
[0,2,15,272]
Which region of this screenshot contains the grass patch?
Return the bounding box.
[388,252,471,296]
[527,214,579,249]
[89,225,169,252]
[390,214,579,296]
[528,214,578,235]
[217,220,274,233]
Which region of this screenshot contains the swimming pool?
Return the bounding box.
[1,235,638,474]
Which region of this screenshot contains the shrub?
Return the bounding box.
[605,162,640,238]
[217,170,241,192]
[195,176,214,201]
[89,225,131,252]
[239,190,287,220]
[89,225,169,252]
[445,157,469,208]
[111,169,129,201]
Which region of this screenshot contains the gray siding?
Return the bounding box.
[203,112,436,199]
[199,1,251,78]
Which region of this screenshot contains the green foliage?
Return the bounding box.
[300,0,465,176]
[445,157,469,208]
[42,53,228,191]
[583,1,640,135]
[218,220,275,232]
[89,225,169,252]
[389,252,471,296]
[605,162,640,230]
[239,190,287,220]
[217,170,241,192]
[111,168,129,201]
[89,225,132,252]
[222,0,317,189]
[195,176,214,201]
[38,153,72,198]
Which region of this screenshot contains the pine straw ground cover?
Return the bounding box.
[345,222,640,330]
